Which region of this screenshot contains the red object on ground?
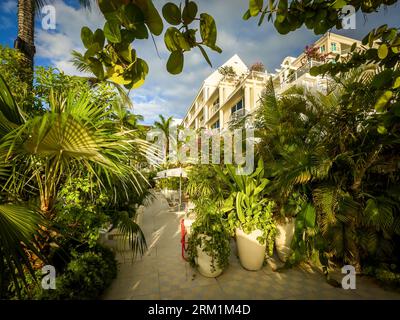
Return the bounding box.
[180,218,188,261]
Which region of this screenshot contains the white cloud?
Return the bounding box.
[34,0,399,125]
[35,0,105,73]
[2,0,17,13]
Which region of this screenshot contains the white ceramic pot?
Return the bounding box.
[235,228,266,271]
[275,218,295,262]
[196,235,223,278]
[184,218,195,236]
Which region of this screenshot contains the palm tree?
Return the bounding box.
[14,0,92,83]
[154,115,173,162]
[254,70,400,272]
[0,74,148,293]
[112,103,144,131]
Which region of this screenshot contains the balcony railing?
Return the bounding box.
[211,103,219,117]
[286,60,323,84]
[230,108,246,122]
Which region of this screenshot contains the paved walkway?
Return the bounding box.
[102,192,400,300]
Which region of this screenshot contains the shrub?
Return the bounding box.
[40,245,117,300]
[156,177,182,190]
[250,62,265,72]
[187,201,231,273]
[10,245,117,300]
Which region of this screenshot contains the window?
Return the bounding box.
[211,120,220,129]
[320,45,326,53]
[231,99,243,114]
[213,98,219,106]
[331,42,337,52]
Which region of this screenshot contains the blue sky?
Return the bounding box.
[1,0,399,124]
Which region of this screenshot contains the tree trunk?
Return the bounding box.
[14,0,35,87]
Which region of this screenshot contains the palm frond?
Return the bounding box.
[0,204,46,297]
[71,51,91,73]
[114,211,147,259]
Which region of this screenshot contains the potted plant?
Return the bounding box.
[274,192,305,263]
[187,200,231,278]
[218,159,277,271]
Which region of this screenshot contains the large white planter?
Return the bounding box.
[196,235,223,278]
[235,228,266,271]
[275,218,295,262]
[184,218,195,236]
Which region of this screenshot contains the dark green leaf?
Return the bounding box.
[374,90,393,112]
[332,0,347,9]
[371,69,394,88]
[98,0,122,14]
[200,13,218,47]
[104,21,122,43]
[89,57,105,79]
[93,29,105,48]
[182,1,198,24]
[167,50,184,74]
[304,204,316,228]
[249,0,263,16]
[162,2,181,25]
[198,45,212,67]
[243,9,251,20]
[141,0,164,36]
[81,27,94,49]
[378,43,389,59]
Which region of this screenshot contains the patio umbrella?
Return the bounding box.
[156,167,187,209]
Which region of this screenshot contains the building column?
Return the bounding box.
[252,84,257,110]
[244,85,251,112]
[219,85,225,105]
[219,109,224,130]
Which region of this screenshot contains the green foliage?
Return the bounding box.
[0,46,32,112]
[217,160,277,255]
[156,177,181,190]
[0,68,151,295]
[245,0,398,35]
[186,165,227,205]
[288,203,319,265]
[55,177,110,247]
[218,66,237,78]
[74,0,221,88]
[14,245,117,300]
[45,246,117,300]
[254,70,400,273]
[0,204,46,298]
[310,24,400,135]
[187,200,231,273]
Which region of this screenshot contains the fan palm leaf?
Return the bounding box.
[0,204,46,297]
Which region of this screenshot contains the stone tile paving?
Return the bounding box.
[102,192,400,300]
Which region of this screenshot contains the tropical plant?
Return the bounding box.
[75,0,221,88]
[216,160,277,255]
[0,73,149,293]
[302,45,329,64]
[69,0,400,86]
[0,45,32,111]
[154,114,173,161]
[218,66,237,78]
[11,244,117,300]
[185,164,227,205]
[156,177,181,191]
[187,200,231,273]
[254,70,400,274]
[15,0,92,87]
[250,62,265,73]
